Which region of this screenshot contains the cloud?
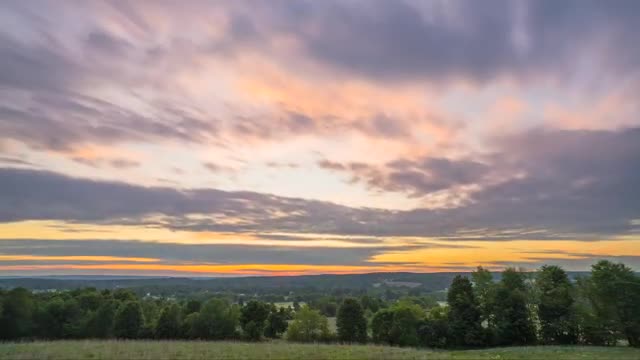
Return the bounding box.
[4,0,636,169]
[0,34,79,92]
[71,156,140,169]
[318,127,640,237]
[0,167,392,235]
[1,127,639,239]
[266,162,299,169]
[1,1,640,247]
[202,162,235,173]
[225,0,640,85]
[320,157,490,197]
[0,239,405,266]
[0,156,36,167]
[84,31,132,57]
[0,89,220,152]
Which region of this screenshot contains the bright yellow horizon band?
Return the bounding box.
[1,220,638,275]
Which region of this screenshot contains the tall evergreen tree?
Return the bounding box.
[537,265,577,344]
[493,268,536,345]
[447,276,484,347]
[337,298,367,343]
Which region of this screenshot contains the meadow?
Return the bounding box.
[0,341,639,360]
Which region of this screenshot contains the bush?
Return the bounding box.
[286,305,331,342]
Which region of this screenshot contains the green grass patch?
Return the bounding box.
[0,341,639,360]
[273,301,306,309]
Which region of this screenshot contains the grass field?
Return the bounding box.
[272,301,307,309]
[0,341,639,360]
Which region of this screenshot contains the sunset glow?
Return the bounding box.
[1,0,639,276]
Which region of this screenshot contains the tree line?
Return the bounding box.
[0,260,638,348]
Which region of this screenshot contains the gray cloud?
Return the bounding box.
[1,0,637,158]
[1,128,639,239]
[320,157,490,197]
[0,167,392,235]
[325,127,640,237]
[85,31,132,57]
[232,0,640,84]
[202,162,235,173]
[0,88,220,152]
[1,1,640,242]
[0,239,416,267]
[0,156,36,167]
[71,157,140,169]
[0,35,79,92]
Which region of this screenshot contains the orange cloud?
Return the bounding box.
[0,263,429,276]
[230,56,461,161]
[370,239,640,269]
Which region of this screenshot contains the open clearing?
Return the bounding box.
[0,341,639,360]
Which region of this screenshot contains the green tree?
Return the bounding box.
[447,275,484,347]
[360,295,382,313]
[114,301,144,339]
[155,303,182,339]
[264,307,288,338]
[418,306,449,348]
[240,300,270,341]
[337,298,367,343]
[493,268,536,345]
[471,266,495,329]
[184,299,201,315]
[573,276,616,345]
[371,303,423,347]
[0,288,33,340]
[34,296,82,339]
[371,308,394,344]
[286,305,330,342]
[590,260,640,347]
[536,265,577,344]
[86,300,117,338]
[190,299,239,340]
[182,312,200,339]
[77,290,101,312]
[113,289,137,302]
[389,304,423,347]
[139,299,160,338]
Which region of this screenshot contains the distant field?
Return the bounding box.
[327,316,337,332]
[272,301,306,309]
[1,341,639,360]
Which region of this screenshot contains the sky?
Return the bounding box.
[1,0,639,276]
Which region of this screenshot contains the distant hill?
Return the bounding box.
[0,271,592,296]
